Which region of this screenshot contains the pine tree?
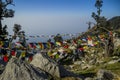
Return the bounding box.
[92,0,103,28]
[0,0,14,41]
[92,0,114,57]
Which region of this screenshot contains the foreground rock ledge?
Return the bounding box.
[0,58,48,80]
[30,53,78,78]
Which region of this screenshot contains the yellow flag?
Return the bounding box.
[0,41,3,47]
[21,51,26,57]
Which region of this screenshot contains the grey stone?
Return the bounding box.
[108,60,118,64]
[89,59,96,65]
[74,61,82,65]
[0,58,48,80]
[30,53,77,78]
[114,38,120,48]
[97,69,114,80]
[85,77,94,80]
[81,64,92,70]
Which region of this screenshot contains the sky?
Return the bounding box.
[2,0,120,42]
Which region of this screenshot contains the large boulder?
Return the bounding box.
[114,38,120,48]
[0,58,48,80]
[97,69,114,80]
[30,53,76,78]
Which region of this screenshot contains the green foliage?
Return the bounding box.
[103,62,120,76]
[2,25,8,35]
[76,59,120,77]
[4,9,14,18]
[12,24,21,40]
[92,0,103,23]
[95,0,103,9]
[0,0,14,41]
[76,67,96,75]
[92,0,109,33]
[105,63,120,70]
[91,12,99,23]
[13,24,21,34]
[116,30,120,37]
[95,0,103,16]
[0,25,8,40]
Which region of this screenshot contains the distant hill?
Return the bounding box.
[108,16,120,30]
[80,16,120,37]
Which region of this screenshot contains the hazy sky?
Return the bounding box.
[2,0,120,41]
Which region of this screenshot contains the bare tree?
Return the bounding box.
[86,21,95,30]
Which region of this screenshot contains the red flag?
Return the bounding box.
[3,55,9,62]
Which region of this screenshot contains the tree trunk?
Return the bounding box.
[0,20,2,34]
[102,36,114,57]
[0,4,3,39]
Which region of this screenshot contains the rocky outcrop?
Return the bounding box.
[96,69,114,80]
[0,58,49,80]
[30,53,77,78]
[114,38,120,48]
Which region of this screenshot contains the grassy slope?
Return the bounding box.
[74,57,120,79]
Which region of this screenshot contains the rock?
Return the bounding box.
[85,77,93,80]
[96,61,104,65]
[108,58,120,64]
[114,38,120,48]
[0,58,48,80]
[89,59,96,65]
[30,53,76,78]
[61,77,82,80]
[74,61,82,65]
[81,64,92,70]
[69,65,74,69]
[112,56,119,60]
[97,69,114,80]
[0,64,4,75]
